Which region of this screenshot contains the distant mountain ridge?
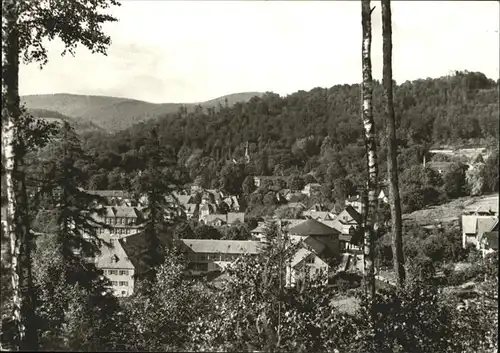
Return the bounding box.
[21,92,264,133]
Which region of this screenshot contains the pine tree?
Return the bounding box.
[39,122,108,285]
[133,126,179,283]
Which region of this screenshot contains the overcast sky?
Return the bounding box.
[19,1,499,104]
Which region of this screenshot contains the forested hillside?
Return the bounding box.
[21,92,264,132]
[77,71,498,196]
[27,108,104,134]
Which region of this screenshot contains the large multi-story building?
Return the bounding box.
[179,239,263,275]
[94,206,143,238]
[95,235,135,297]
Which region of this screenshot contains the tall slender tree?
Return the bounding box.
[1,0,119,349]
[39,122,109,283]
[133,126,179,283]
[381,0,405,287]
[361,0,378,299]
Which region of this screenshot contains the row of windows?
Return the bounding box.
[187,253,244,262]
[98,228,135,235]
[104,269,130,276]
[111,281,129,287]
[104,217,136,225]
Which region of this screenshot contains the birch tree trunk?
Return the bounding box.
[381,0,406,288]
[1,0,38,350]
[361,0,377,299]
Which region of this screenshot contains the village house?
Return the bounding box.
[253,176,288,188]
[287,219,341,260]
[345,194,364,214]
[222,196,241,212]
[301,183,322,197]
[250,222,268,241]
[462,211,498,249]
[378,187,390,204]
[285,219,341,287]
[304,209,336,221]
[198,202,217,220]
[95,235,135,297]
[336,206,363,227]
[179,239,263,275]
[478,221,498,258]
[286,248,329,287]
[185,203,199,219]
[201,212,245,227]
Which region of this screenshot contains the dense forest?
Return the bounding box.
[75,71,498,198]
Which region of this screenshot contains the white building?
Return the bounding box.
[95,235,135,297]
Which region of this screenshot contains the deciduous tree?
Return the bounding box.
[1,0,119,349]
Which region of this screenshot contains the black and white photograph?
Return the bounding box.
[1,0,499,351]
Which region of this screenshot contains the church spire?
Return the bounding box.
[245,141,250,164]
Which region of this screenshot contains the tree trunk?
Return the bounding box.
[361,0,377,299]
[1,1,38,350]
[382,0,406,288]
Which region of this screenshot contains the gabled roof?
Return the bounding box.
[186,203,198,213]
[113,206,140,218]
[308,203,327,212]
[338,206,362,225]
[288,219,340,236]
[477,217,498,237]
[175,194,192,207]
[307,211,335,221]
[304,236,327,254]
[281,219,308,229]
[96,235,134,270]
[290,248,314,267]
[180,239,263,254]
[204,214,227,224]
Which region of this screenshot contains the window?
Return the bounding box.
[111,281,118,286]
[121,291,126,295]
[119,270,128,276]
[306,256,315,264]
[108,269,118,275]
[199,254,208,261]
[119,281,128,286]
[105,218,110,224]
